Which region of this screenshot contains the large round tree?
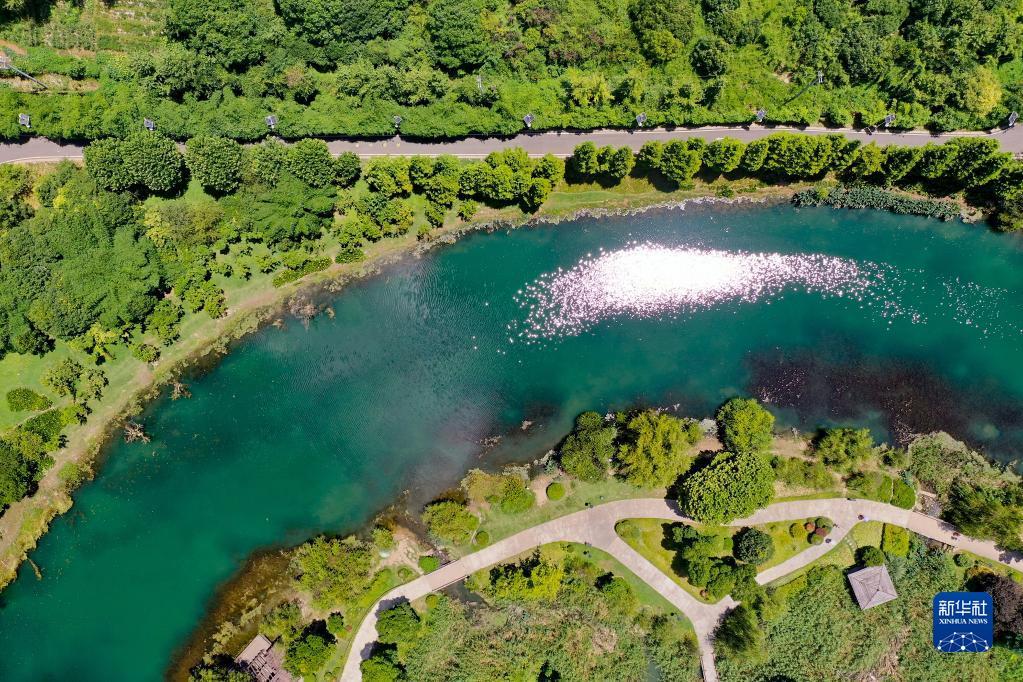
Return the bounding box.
[678,451,775,523]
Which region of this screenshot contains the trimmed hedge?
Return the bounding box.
[5,388,52,412]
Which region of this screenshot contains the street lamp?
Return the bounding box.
[523,113,535,129]
[755,108,767,124]
[265,115,278,131]
[636,112,647,127]
[143,118,156,132]
[17,113,29,128]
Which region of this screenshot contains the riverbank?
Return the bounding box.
[0,176,806,592]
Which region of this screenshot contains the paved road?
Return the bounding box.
[339,497,1023,682]
[0,125,1021,164]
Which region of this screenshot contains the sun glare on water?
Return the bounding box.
[514,243,879,341]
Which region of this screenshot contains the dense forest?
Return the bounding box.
[0,0,1019,138]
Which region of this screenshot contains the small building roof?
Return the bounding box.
[236,634,294,682]
[848,564,898,609]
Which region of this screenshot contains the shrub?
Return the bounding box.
[418,555,441,573]
[474,530,490,547]
[424,593,440,609]
[733,528,774,565]
[497,476,535,514]
[882,524,910,557]
[814,427,873,469]
[813,526,829,537]
[891,479,916,509]
[814,517,833,530]
[132,343,160,363]
[6,388,52,412]
[560,411,616,482]
[954,552,976,568]
[809,533,824,545]
[422,500,477,544]
[804,521,816,532]
[789,522,805,538]
[326,613,345,636]
[857,545,885,566]
[546,481,565,501]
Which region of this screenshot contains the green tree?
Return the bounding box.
[733,527,774,565]
[376,602,421,645]
[616,410,701,488]
[361,648,404,682]
[678,451,775,523]
[703,138,745,173]
[716,398,774,455]
[284,630,334,677]
[658,140,703,186]
[943,481,1023,551]
[630,0,695,62]
[42,358,84,398]
[185,136,243,195]
[276,0,408,53]
[287,139,339,188]
[560,411,617,482]
[293,535,375,609]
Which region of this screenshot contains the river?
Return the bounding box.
[1,203,1022,680]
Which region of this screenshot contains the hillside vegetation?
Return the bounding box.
[0,0,1019,139]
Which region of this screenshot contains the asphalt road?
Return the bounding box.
[0,124,1021,163]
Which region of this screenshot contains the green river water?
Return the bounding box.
[1,204,1023,680]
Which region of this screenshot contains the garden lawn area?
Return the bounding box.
[451,477,658,558]
[615,518,714,602]
[615,516,823,599]
[765,521,884,588]
[754,518,817,572]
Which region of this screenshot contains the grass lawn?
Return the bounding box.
[449,476,659,558]
[616,516,825,600]
[615,517,713,602]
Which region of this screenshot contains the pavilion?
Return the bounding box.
[847,564,898,609]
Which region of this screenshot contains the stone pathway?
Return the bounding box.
[340,497,1023,682]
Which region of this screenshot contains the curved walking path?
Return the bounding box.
[340,497,1023,682]
[0,124,1021,165]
